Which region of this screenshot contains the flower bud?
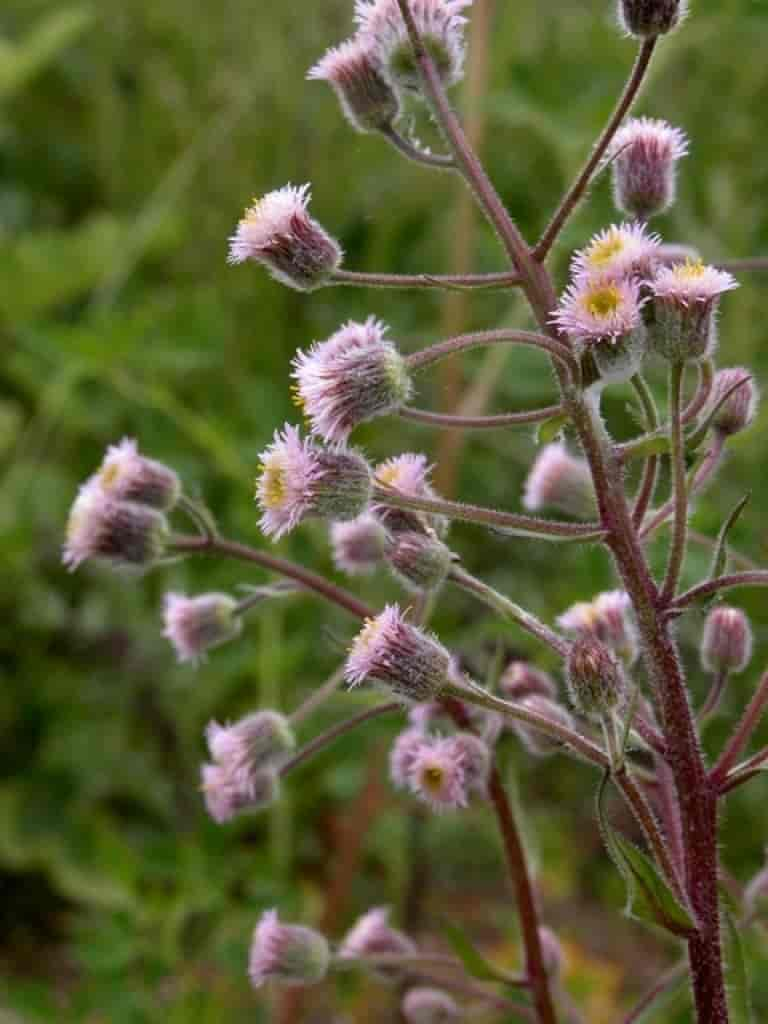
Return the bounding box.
[95,438,180,510]
[390,727,431,788]
[373,453,449,537]
[206,711,295,773]
[523,443,597,520]
[346,605,451,702]
[63,481,169,572]
[163,592,242,664]
[407,737,468,811]
[648,260,738,363]
[610,118,689,220]
[539,926,564,978]
[402,986,461,1023]
[500,661,557,702]
[387,530,454,591]
[201,762,279,823]
[308,36,401,133]
[330,514,388,575]
[558,590,638,666]
[701,606,753,675]
[249,910,330,988]
[565,636,624,718]
[228,184,342,291]
[256,425,372,540]
[709,367,759,437]
[617,0,688,38]
[339,907,416,981]
[292,317,412,443]
[510,695,575,757]
[446,731,490,795]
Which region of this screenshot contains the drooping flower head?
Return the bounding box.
[701,606,753,675]
[206,711,295,775]
[552,274,644,346]
[511,695,575,758]
[523,443,596,520]
[617,0,688,40]
[565,636,624,718]
[386,529,454,592]
[201,762,279,824]
[308,36,401,133]
[228,185,342,291]
[339,907,416,980]
[292,317,412,443]
[95,438,181,510]
[610,117,689,219]
[402,986,461,1023]
[346,604,451,701]
[648,260,738,361]
[390,727,432,787]
[256,425,372,540]
[571,222,660,283]
[557,590,638,665]
[708,367,759,437]
[163,592,242,664]
[500,661,557,702]
[248,910,330,988]
[330,514,389,575]
[407,737,468,811]
[373,453,448,537]
[355,0,472,93]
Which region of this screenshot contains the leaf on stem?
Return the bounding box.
[709,493,751,587]
[723,908,754,1024]
[440,919,523,988]
[535,411,570,446]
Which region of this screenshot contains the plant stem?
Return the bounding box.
[623,961,687,1023]
[280,702,401,777]
[698,670,729,723]
[400,404,563,429]
[639,435,725,541]
[630,374,661,528]
[670,570,768,610]
[661,361,688,602]
[710,671,768,788]
[406,971,535,1015]
[169,534,373,620]
[717,258,768,272]
[682,359,715,426]
[405,328,577,376]
[289,665,346,726]
[718,747,768,795]
[329,268,523,290]
[380,124,456,168]
[533,38,657,260]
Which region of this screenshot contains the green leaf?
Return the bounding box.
[536,411,569,445]
[724,908,754,1023]
[709,493,751,584]
[440,919,519,986]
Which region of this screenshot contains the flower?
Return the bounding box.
[701,606,753,675]
[373,453,448,536]
[330,514,389,575]
[228,184,342,291]
[355,0,472,93]
[557,590,638,665]
[63,480,169,572]
[552,274,644,346]
[339,907,416,980]
[346,605,451,701]
[511,695,575,757]
[565,636,624,718]
[648,260,738,361]
[292,317,412,443]
[571,222,660,282]
[610,117,689,219]
[708,367,759,437]
[499,661,557,702]
[248,910,330,988]
[522,443,596,520]
[402,986,461,1023]
[407,737,468,810]
[206,711,295,773]
[256,425,372,540]
[386,530,454,591]
[390,727,431,787]
[617,0,688,39]
[407,699,502,745]
[308,36,401,132]
[95,438,180,510]
[445,731,490,795]
[163,592,242,664]
[201,762,279,823]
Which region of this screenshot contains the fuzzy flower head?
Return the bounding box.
[355,0,472,93]
[248,910,330,988]
[373,453,448,537]
[446,731,490,795]
[408,737,468,811]
[228,185,342,291]
[558,590,638,665]
[511,695,575,758]
[565,636,624,718]
[201,762,279,824]
[618,0,688,39]
[292,317,412,443]
[308,36,401,133]
[206,711,295,775]
[95,438,180,511]
[552,274,644,347]
[500,661,557,702]
[523,443,596,520]
[709,367,759,437]
[256,425,371,540]
[648,260,738,362]
[63,480,169,572]
[701,606,753,675]
[346,604,451,702]
[339,907,416,980]
[390,727,431,788]
[330,514,389,575]
[163,592,241,664]
[386,529,454,592]
[402,986,461,1023]
[572,222,660,283]
[610,117,689,219]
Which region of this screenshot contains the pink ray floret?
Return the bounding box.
[407,737,468,811]
[571,222,660,282]
[552,274,644,344]
[650,260,738,307]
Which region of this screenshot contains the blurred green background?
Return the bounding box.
[2,0,768,1020]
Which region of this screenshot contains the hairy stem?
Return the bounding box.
[671,570,768,610]
[329,268,522,290]
[280,702,401,777]
[661,361,688,602]
[405,327,577,376]
[631,374,661,528]
[380,124,456,168]
[710,671,768,788]
[400,403,562,429]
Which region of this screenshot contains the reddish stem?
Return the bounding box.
[711,671,768,788]
[400,403,562,429]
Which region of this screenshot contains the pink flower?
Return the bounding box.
[510,695,575,758]
[571,222,660,282]
[206,711,295,772]
[557,590,638,665]
[94,438,180,510]
[701,606,753,675]
[228,184,342,291]
[445,731,490,795]
[248,910,330,988]
[617,0,689,40]
[386,530,454,592]
[162,592,241,664]
[649,260,738,361]
[499,661,557,702]
[256,424,371,540]
[610,117,688,218]
[402,986,461,1023]
[390,727,431,787]
[339,907,416,980]
[708,367,759,437]
[292,317,412,443]
[407,737,468,811]
[522,443,596,520]
[651,261,738,306]
[330,514,388,575]
[373,453,448,536]
[201,762,279,824]
[308,36,401,133]
[552,273,644,345]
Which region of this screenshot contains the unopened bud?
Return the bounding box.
[523,443,596,520]
[402,986,461,1023]
[709,368,759,437]
[511,695,575,757]
[500,661,557,702]
[163,592,241,664]
[96,438,180,510]
[249,910,330,988]
[610,118,689,220]
[308,37,401,133]
[617,0,688,38]
[701,606,752,675]
[339,907,416,981]
[63,481,168,572]
[565,636,623,717]
[201,763,279,823]
[648,261,738,362]
[330,514,388,575]
[387,530,454,591]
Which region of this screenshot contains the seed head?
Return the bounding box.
[511,695,575,758]
[709,367,759,437]
[552,273,645,347]
[292,317,412,443]
[228,184,342,291]
[163,592,242,664]
[330,514,389,575]
[557,590,638,665]
[248,910,330,988]
[95,438,180,511]
[339,907,416,980]
[618,0,688,39]
[648,260,738,362]
[256,425,372,540]
[402,986,461,1023]
[308,36,401,133]
[407,737,468,811]
[701,606,753,675]
[523,443,596,520]
[201,762,279,824]
[565,636,624,718]
[500,661,557,702]
[610,117,689,219]
[571,222,660,282]
[387,530,454,592]
[373,453,449,537]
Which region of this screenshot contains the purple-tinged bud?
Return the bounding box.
[539,926,564,978]
[407,737,468,811]
[163,592,242,664]
[201,762,279,823]
[387,530,454,592]
[330,514,388,575]
[446,731,490,795]
[346,605,451,702]
[373,453,449,537]
[355,0,471,94]
[709,367,759,437]
[617,0,688,39]
[256,425,372,540]
[565,636,624,718]
[292,317,412,443]
[248,910,330,988]
[339,907,416,981]
[308,36,401,133]
[510,695,575,758]
[701,606,753,675]
[648,260,738,362]
[557,590,638,666]
[206,711,295,773]
[571,222,660,283]
[499,661,557,702]
[390,727,431,787]
[610,118,689,219]
[523,444,597,520]
[402,986,461,1023]
[228,184,342,291]
[63,481,169,572]
[95,438,180,511]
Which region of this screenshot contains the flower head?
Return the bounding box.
[610,117,689,219]
[386,530,454,592]
[308,36,401,132]
[571,222,660,282]
[292,317,412,443]
[249,910,330,988]
[330,514,389,575]
[228,184,342,291]
[558,590,638,665]
[523,443,596,520]
[408,737,468,811]
[256,425,372,540]
[206,711,295,774]
[95,438,180,510]
[163,592,241,664]
[511,695,575,757]
[708,367,759,437]
[500,661,557,702]
[649,260,738,361]
[346,605,451,701]
[446,732,490,795]
[201,762,279,823]
[618,0,688,39]
[339,907,416,980]
[402,986,461,1023]
[356,0,472,93]
[552,274,644,346]
[701,606,753,675]
[565,636,624,718]
[390,727,432,787]
[373,453,448,537]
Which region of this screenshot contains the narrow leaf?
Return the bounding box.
[709,493,751,584]
[440,919,517,986]
[724,908,754,1024]
[536,411,569,445]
